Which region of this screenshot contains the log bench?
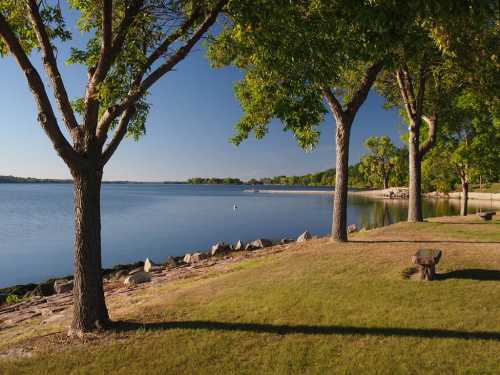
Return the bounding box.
[477,212,496,221]
[411,249,442,281]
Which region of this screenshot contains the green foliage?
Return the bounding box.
[208,0,403,150]
[5,293,24,305]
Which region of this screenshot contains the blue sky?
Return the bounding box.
[0,12,405,182]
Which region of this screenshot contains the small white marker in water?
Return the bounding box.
[233,204,238,210]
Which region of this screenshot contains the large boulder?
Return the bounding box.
[26,282,55,298]
[211,242,231,256]
[280,238,294,245]
[144,258,161,272]
[112,269,129,281]
[297,231,312,242]
[190,252,208,263]
[124,271,152,285]
[247,238,272,250]
[165,256,180,267]
[183,253,192,263]
[54,279,73,295]
[234,240,244,251]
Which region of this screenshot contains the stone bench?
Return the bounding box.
[477,212,496,221]
[411,249,442,281]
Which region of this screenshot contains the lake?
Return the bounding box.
[0,183,493,287]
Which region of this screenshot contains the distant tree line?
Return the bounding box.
[187,177,243,185]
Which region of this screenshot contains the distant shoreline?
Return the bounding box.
[246,188,500,202]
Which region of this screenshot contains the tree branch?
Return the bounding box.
[84,0,144,131]
[0,13,82,170]
[96,0,228,139]
[101,106,136,165]
[322,87,345,122]
[346,60,384,117]
[415,63,427,119]
[26,0,79,136]
[419,114,438,157]
[395,68,417,125]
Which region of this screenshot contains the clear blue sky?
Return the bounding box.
[0,12,405,182]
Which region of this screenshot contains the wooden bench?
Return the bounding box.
[411,249,442,281]
[477,212,496,221]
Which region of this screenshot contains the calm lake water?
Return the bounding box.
[0,183,494,287]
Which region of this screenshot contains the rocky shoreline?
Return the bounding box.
[0,232,315,309]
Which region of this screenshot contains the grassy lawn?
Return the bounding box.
[0,213,499,374]
[470,182,500,193]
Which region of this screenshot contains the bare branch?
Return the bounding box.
[415,63,427,119]
[101,107,136,165]
[395,68,417,125]
[26,0,79,136]
[96,0,228,139]
[84,0,144,131]
[0,13,82,169]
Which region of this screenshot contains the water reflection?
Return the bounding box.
[349,195,500,230]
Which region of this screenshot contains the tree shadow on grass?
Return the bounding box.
[110,320,500,341]
[437,269,500,281]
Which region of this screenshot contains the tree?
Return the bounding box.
[359,136,399,189]
[0,0,227,335]
[208,0,416,241]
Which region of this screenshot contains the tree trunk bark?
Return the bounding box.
[460,178,469,216]
[383,174,389,189]
[69,167,109,336]
[331,118,352,242]
[408,126,423,222]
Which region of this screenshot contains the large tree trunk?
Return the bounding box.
[408,126,423,222]
[332,119,352,242]
[460,178,469,216]
[69,166,109,336]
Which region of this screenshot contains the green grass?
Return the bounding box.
[470,182,500,193]
[1,215,499,374]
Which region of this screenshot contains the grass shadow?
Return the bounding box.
[110,320,500,341]
[437,269,500,281]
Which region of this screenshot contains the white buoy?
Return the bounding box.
[233,204,238,210]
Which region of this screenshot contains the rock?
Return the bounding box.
[347,224,358,233]
[165,256,180,267]
[211,242,231,256]
[280,238,294,245]
[128,267,144,275]
[113,269,129,281]
[190,252,208,263]
[248,238,272,250]
[54,279,73,294]
[297,231,312,242]
[234,240,244,251]
[183,253,192,263]
[124,271,152,285]
[144,258,154,272]
[27,282,54,298]
[244,243,253,251]
[0,293,6,305]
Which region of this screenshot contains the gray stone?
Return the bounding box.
[234,240,244,251]
[165,256,179,267]
[128,267,144,275]
[211,242,231,256]
[54,280,74,294]
[113,269,129,280]
[347,224,358,234]
[280,238,294,245]
[249,238,272,249]
[190,252,208,263]
[124,271,152,285]
[183,253,192,263]
[27,282,54,298]
[297,231,312,242]
[144,258,156,272]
